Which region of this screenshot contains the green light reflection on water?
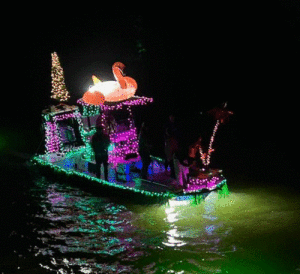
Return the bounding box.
[131,183,300,273]
[32,177,300,273]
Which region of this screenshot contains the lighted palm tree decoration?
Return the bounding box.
[199,103,233,167]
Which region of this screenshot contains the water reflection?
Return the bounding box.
[203,191,218,220]
[161,190,240,273]
[10,177,299,273]
[163,206,186,247]
[32,178,146,273]
[29,178,237,273]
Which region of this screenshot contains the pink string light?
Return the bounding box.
[44,110,83,154]
[77,96,153,110]
[45,122,60,153]
[107,106,139,166]
[185,176,220,192]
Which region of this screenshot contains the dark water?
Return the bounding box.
[1,155,300,274]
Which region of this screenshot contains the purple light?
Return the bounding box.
[45,122,60,153]
[110,128,137,143]
[78,97,153,166]
[44,110,82,154]
[77,96,153,110]
[108,127,139,165]
[184,176,221,193]
[53,111,81,122]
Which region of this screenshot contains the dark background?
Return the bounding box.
[3,1,300,187]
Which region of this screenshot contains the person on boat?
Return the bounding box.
[188,136,202,164]
[174,144,190,188]
[188,136,202,177]
[164,114,178,178]
[91,127,110,180]
[139,122,152,179]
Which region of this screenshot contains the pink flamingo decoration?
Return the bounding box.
[82,62,138,105]
[105,62,137,102]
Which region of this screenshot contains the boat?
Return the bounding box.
[30,54,230,205]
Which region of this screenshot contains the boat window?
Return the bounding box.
[110,109,133,133]
[57,118,84,150]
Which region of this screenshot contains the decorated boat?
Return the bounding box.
[30,53,230,205]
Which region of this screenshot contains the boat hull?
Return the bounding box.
[29,152,227,205]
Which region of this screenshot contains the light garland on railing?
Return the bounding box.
[82,104,101,117]
[186,176,219,192]
[184,178,226,194]
[52,111,81,122]
[31,156,173,199]
[77,96,153,110]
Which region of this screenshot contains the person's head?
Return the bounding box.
[169,114,175,123]
[95,126,103,135]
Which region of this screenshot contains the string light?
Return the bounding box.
[185,176,225,193]
[41,101,226,198]
[198,105,233,167]
[199,120,220,166]
[38,54,231,203]
[43,108,84,154]
[31,155,227,202]
[104,106,140,166]
[45,122,60,153]
[30,156,173,199]
[78,97,153,166]
[77,96,153,109]
[81,104,101,117]
[50,52,70,102]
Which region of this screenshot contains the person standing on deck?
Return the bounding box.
[188,136,202,165]
[188,136,202,177]
[174,144,190,188]
[164,114,178,178]
[91,127,110,181]
[139,122,152,180]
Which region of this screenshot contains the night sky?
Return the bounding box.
[4,2,300,185]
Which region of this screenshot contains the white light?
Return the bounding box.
[163,227,186,247]
[89,81,120,96]
[168,198,191,207]
[165,206,178,223]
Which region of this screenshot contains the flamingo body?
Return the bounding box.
[82,62,137,105]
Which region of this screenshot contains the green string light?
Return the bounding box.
[31,154,228,203]
[82,105,100,117]
[31,156,174,199]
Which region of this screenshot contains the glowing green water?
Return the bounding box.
[133,186,300,273]
[1,173,300,273]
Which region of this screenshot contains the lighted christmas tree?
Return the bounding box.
[51,52,70,102]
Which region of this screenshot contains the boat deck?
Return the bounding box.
[34,149,178,194]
